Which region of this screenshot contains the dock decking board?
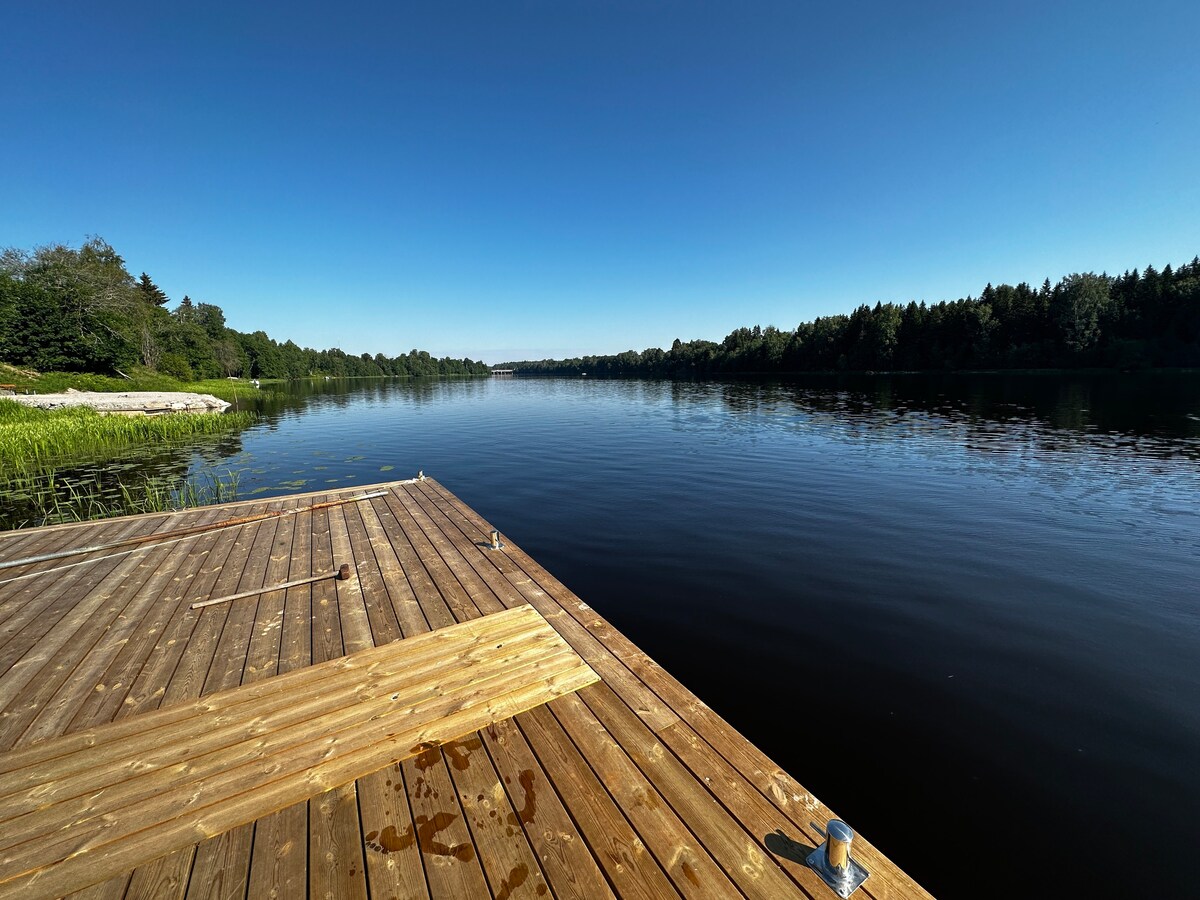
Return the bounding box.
[0,478,932,900]
[0,606,597,898]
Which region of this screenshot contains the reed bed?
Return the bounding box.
[0,400,254,476]
[2,470,241,528]
[0,400,254,528]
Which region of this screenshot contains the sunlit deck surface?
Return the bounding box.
[0,478,930,899]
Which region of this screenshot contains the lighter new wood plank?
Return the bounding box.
[0,605,599,899]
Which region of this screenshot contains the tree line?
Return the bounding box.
[0,237,491,380]
[504,256,1200,376]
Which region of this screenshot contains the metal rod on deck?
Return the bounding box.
[0,491,390,572]
[0,532,208,588]
[190,563,352,610]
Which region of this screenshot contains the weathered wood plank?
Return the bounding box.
[183,823,254,900]
[62,873,130,900]
[0,519,158,688]
[0,534,194,749]
[576,683,814,899]
[480,717,616,900]
[401,746,491,899]
[338,500,405,644]
[310,781,368,900]
[383,491,504,618]
[189,506,301,900]
[441,732,551,900]
[516,703,682,900]
[547,688,741,899]
[113,512,250,721]
[18,508,230,747]
[358,762,430,900]
[202,506,285,693]
[614,650,932,900]
[309,504,344,668]
[240,507,300,685]
[328,506,374,654]
[112,499,269,900]
[245,508,313,900]
[0,521,140,636]
[63,525,227,733]
[246,800,308,900]
[354,498,438,632]
[159,505,273,709]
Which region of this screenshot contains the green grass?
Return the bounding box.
[0,399,255,476]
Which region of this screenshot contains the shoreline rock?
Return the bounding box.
[10,391,232,415]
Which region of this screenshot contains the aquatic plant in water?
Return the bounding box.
[1,470,241,528]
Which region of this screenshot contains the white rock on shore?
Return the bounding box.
[11,390,232,415]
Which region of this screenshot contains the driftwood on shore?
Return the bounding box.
[9,390,232,415]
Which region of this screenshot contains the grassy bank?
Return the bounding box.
[0,363,278,403]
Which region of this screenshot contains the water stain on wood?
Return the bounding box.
[411,742,441,770]
[506,769,538,826]
[681,861,699,886]
[632,786,660,811]
[494,862,529,900]
[364,813,475,862]
[364,825,411,853]
[411,775,433,799]
[444,736,479,771]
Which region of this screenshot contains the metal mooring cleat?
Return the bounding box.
[807,818,869,897]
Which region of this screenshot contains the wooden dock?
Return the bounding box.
[0,477,931,899]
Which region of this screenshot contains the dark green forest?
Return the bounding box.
[0,238,491,380]
[504,256,1200,377]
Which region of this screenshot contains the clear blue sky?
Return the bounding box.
[3,1,1197,364]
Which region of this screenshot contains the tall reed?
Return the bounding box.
[0,400,254,476]
[0,400,254,529]
[3,470,241,528]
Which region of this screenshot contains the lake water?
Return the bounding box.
[33,374,1200,895]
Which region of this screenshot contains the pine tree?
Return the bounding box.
[138,273,169,306]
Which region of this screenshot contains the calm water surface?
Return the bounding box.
[54,374,1200,895]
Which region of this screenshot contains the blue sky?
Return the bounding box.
[3,1,1197,363]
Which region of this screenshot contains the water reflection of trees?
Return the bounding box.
[687,372,1200,463]
[233,376,490,421]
